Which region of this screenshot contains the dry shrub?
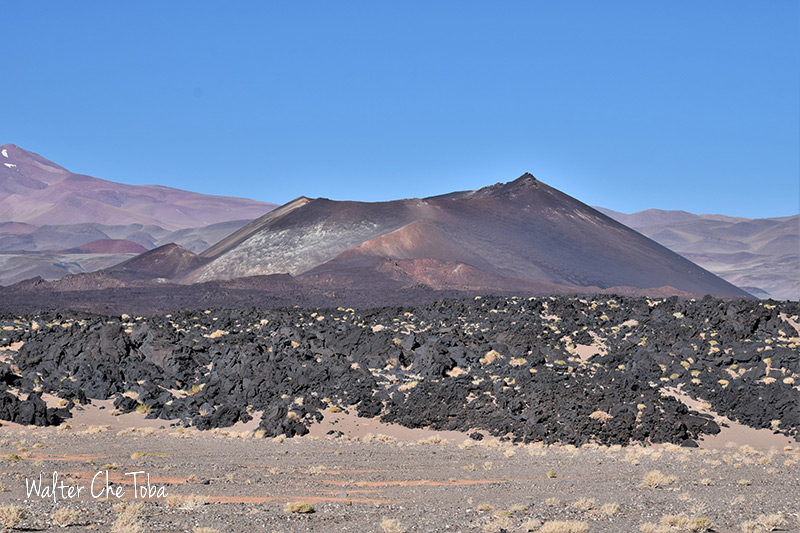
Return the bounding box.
[687,517,714,532]
[480,349,504,364]
[572,498,597,511]
[757,513,784,530]
[110,503,145,533]
[111,515,143,533]
[51,506,80,526]
[193,528,220,533]
[284,502,315,514]
[660,515,688,528]
[179,494,206,510]
[380,518,407,533]
[482,517,511,532]
[538,521,590,533]
[416,435,447,445]
[590,410,613,422]
[523,518,543,531]
[642,470,677,488]
[165,494,182,507]
[601,502,621,515]
[740,521,760,533]
[82,425,111,434]
[0,505,27,529]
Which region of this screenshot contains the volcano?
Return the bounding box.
[166,173,751,298]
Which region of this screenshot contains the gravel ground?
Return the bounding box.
[0,423,797,532]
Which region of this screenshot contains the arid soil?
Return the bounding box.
[0,295,796,531]
[0,418,797,532]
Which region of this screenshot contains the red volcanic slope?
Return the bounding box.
[172,173,753,299]
[0,144,276,230]
[54,239,149,254]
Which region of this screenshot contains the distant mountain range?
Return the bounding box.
[0,144,276,285]
[595,208,798,301]
[0,143,793,301]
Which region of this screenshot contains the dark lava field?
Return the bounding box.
[0,295,798,447]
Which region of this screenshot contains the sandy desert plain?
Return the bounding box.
[0,403,796,533]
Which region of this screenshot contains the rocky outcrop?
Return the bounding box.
[0,296,797,445]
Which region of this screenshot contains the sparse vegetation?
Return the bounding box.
[51,507,80,527]
[590,410,613,421]
[688,518,714,532]
[740,521,760,533]
[601,502,621,515]
[523,518,543,531]
[757,513,785,530]
[380,518,407,533]
[482,517,511,532]
[0,505,26,529]
[538,521,590,533]
[179,494,206,510]
[110,502,144,533]
[572,497,597,511]
[130,451,169,459]
[134,403,152,415]
[284,502,315,514]
[642,470,677,488]
[660,515,689,528]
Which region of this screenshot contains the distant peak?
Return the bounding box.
[469,172,541,199]
[0,144,68,171]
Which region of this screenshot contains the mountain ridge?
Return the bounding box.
[0,143,276,230]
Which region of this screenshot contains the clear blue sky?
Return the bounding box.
[2,2,798,218]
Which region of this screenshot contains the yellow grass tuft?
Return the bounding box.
[538,521,590,533]
[380,518,407,533]
[757,513,785,530]
[523,518,543,531]
[110,502,145,533]
[590,410,613,422]
[51,506,80,527]
[688,518,714,532]
[642,470,677,488]
[284,502,315,514]
[0,505,27,529]
[572,498,597,511]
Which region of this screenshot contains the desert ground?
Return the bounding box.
[0,296,797,532]
[0,406,797,533]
